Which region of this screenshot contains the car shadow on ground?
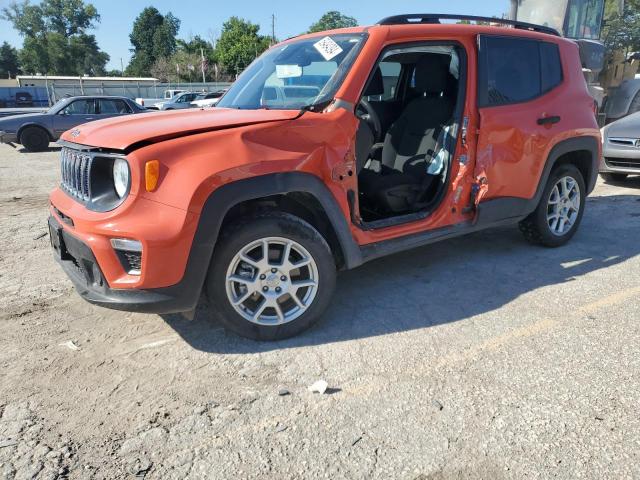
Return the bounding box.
[161,194,640,353]
[602,175,640,189]
[17,146,62,154]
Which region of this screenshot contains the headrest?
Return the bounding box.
[414,54,450,94]
[364,67,384,96]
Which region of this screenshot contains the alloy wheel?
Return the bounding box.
[225,237,319,326]
[546,175,581,236]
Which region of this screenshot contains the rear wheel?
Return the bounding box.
[600,172,628,183]
[206,212,336,340]
[519,164,586,247]
[20,126,49,152]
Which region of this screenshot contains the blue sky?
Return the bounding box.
[0,0,509,71]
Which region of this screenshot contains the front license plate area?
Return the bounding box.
[48,220,69,260]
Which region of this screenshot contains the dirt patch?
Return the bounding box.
[1,145,640,479]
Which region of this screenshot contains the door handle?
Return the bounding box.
[537,115,561,126]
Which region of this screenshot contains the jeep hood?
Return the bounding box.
[60,108,302,151]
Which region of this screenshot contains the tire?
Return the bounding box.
[519,164,586,247]
[20,126,49,152]
[205,212,337,340]
[600,172,628,183]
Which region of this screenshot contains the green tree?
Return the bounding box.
[602,0,640,53]
[214,17,270,77]
[1,0,109,75]
[0,42,20,78]
[308,11,357,33]
[126,7,180,77]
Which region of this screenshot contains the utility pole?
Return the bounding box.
[509,0,518,21]
[200,47,206,84]
[120,58,125,95]
[271,14,276,45]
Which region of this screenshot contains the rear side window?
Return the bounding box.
[479,36,563,107]
[98,99,131,114]
[540,42,563,93]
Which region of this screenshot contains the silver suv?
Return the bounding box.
[600,111,640,181]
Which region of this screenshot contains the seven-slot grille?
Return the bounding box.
[60,147,92,201]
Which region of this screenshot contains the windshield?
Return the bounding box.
[516,0,568,33]
[516,0,604,39]
[48,98,71,114]
[217,33,366,110]
[565,0,605,39]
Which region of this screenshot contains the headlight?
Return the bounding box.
[113,158,129,198]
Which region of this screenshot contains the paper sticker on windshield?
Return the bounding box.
[313,36,343,61]
[276,64,302,78]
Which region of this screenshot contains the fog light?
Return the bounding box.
[111,238,142,275]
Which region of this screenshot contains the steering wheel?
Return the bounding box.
[356,98,382,142]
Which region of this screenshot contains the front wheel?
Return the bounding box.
[206,212,336,340]
[519,164,586,247]
[20,126,49,152]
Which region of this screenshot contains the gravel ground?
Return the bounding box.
[1,144,639,480]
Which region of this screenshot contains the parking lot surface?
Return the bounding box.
[1,144,639,479]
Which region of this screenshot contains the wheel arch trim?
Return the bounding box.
[17,122,54,142]
[475,135,600,226]
[196,172,363,269]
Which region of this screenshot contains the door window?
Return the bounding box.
[478,37,563,107]
[98,99,131,114]
[61,99,96,115]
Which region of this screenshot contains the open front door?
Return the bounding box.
[354,42,469,228]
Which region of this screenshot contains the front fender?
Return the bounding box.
[196,172,362,268]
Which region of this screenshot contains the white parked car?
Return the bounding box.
[153,91,201,110]
[190,90,227,108]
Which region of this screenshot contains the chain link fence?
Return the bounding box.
[43,81,231,104]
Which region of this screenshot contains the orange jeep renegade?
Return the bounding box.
[49,14,601,340]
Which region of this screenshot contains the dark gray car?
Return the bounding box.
[0,96,146,152]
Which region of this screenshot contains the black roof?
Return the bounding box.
[376,14,560,37]
[61,95,135,101]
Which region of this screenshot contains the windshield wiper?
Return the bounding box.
[300,99,333,113]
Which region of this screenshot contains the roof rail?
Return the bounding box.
[376,14,560,37]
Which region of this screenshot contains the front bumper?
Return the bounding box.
[48,215,200,313]
[600,140,640,174]
[0,130,18,147]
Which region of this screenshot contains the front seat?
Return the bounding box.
[359,54,454,213]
